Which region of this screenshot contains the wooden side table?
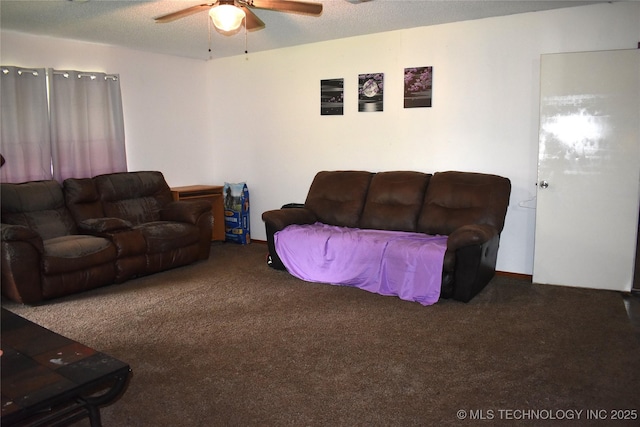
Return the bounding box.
[171,185,225,241]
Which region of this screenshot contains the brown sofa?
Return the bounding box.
[262,170,511,303]
[1,180,118,304]
[1,171,212,304]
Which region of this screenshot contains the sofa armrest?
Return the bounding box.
[2,223,38,241]
[78,217,133,234]
[160,200,211,225]
[76,218,146,270]
[1,224,45,304]
[1,223,44,252]
[441,224,501,302]
[161,200,212,261]
[281,203,305,209]
[262,208,317,232]
[262,208,317,271]
[446,224,498,252]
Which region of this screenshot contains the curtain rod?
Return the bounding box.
[51,71,118,81]
[1,68,118,81]
[1,67,40,76]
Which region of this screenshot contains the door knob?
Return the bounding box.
[539,180,549,189]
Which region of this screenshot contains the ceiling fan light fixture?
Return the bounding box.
[209,4,246,33]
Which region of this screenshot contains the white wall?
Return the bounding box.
[0,31,213,186]
[2,2,638,275]
[207,2,640,274]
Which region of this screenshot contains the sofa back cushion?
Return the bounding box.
[93,171,174,225]
[417,171,511,235]
[360,171,432,232]
[305,171,373,228]
[63,178,106,223]
[1,180,78,240]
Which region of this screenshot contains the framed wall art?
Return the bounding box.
[404,66,433,108]
[320,78,344,115]
[358,73,384,112]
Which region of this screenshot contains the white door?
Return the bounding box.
[533,49,640,291]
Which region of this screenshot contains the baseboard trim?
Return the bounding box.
[496,271,532,282]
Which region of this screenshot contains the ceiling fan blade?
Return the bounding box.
[241,6,266,31]
[246,0,323,16]
[154,4,214,23]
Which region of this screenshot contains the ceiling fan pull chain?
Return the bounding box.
[244,24,248,56]
[208,15,213,59]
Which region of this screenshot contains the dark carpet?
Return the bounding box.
[3,242,640,426]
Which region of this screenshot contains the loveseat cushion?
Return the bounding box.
[42,235,116,274]
[1,180,78,240]
[360,171,431,232]
[417,171,511,235]
[135,221,200,254]
[304,171,373,228]
[94,171,174,225]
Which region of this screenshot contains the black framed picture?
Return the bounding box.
[358,73,384,112]
[404,66,433,108]
[321,78,344,115]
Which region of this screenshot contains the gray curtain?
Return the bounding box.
[49,69,127,182]
[0,66,52,182]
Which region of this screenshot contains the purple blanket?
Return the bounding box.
[274,223,448,305]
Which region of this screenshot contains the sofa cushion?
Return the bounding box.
[135,221,200,254]
[360,171,431,232]
[93,171,174,225]
[417,171,511,235]
[41,263,116,301]
[43,235,116,274]
[304,171,373,228]
[63,178,105,222]
[1,180,78,240]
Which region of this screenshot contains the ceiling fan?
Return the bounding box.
[155,0,323,35]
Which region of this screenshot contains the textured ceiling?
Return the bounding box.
[1,0,606,61]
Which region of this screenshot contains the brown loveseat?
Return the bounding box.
[262,170,511,303]
[1,171,212,304]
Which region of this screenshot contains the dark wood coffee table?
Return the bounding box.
[1,308,131,427]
